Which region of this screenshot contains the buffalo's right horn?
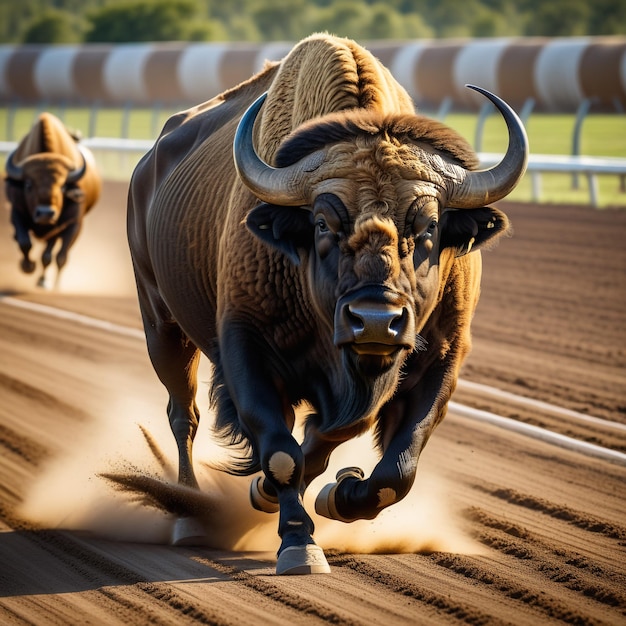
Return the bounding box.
[233,92,325,206]
[66,144,88,184]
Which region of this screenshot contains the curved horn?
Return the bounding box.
[65,143,88,184]
[449,85,528,208]
[5,149,24,181]
[233,92,325,206]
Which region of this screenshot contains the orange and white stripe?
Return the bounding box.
[0,37,624,111]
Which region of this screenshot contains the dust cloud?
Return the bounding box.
[55,221,137,296]
[18,362,482,559]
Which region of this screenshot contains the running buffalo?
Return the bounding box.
[127,33,528,575]
[5,112,102,288]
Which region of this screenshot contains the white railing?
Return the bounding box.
[0,137,154,155]
[479,152,626,208]
[1,139,624,208]
[0,137,153,182]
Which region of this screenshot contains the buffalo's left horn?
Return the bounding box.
[65,144,88,184]
[233,92,325,206]
[5,149,24,180]
[449,85,528,208]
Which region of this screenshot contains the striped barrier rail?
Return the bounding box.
[0,36,625,112]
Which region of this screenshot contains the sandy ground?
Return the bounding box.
[0,181,624,625]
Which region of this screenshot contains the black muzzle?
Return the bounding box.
[334,286,416,354]
[34,205,57,225]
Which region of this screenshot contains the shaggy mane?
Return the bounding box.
[274,110,479,171]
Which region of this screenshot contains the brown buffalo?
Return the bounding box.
[5,112,102,288]
[127,34,528,575]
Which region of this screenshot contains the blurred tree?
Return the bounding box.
[588,0,626,35]
[524,0,590,36]
[0,0,625,44]
[470,2,523,38]
[311,0,433,40]
[85,0,203,43]
[22,9,86,44]
[424,0,485,37]
[223,15,263,41]
[310,0,370,37]
[364,3,404,39]
[252,0,313,41]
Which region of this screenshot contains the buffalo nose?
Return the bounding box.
[34,205,56,224]
[334,299,415,349]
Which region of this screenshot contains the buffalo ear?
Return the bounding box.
[246,202,313,266]
[64,186,85,203]
[440,206,510,257]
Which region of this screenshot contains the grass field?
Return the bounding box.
[1,104,625,208]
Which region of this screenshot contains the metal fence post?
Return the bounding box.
[571,98,594,189]
[520,97,535,126]
[474,101,494,153]
[88,101,101,138]
[436,97,452,121]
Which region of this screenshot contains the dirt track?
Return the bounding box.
[0,181,625,625]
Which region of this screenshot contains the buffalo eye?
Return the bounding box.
[24,180,33,192]
[412,217,438,241]
[314,214,339,260]
[316,217,329,233]
[424,219,438,239]
[313,209,343,261]
[411,215,438,263]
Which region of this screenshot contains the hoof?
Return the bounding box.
[36,276,51,290]
[250,476,279,513]
[171,516,207,546]
[21,259,36,274]
[276,544,330,575]
[315,466,364,522]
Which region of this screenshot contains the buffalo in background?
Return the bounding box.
[4,112,102,288]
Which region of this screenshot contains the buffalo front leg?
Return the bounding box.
[220,322,330,575]
[315,370,452,523]
[315,429,419,522]
[11,216,35,274]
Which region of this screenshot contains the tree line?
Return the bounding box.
[1,0,624,45]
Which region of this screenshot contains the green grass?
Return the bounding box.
[1,105,180,141]
[2,105,625,207]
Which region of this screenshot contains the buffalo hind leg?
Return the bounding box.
[38,238,57,288]
[143,318,204,544]
[51,223,81,289]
